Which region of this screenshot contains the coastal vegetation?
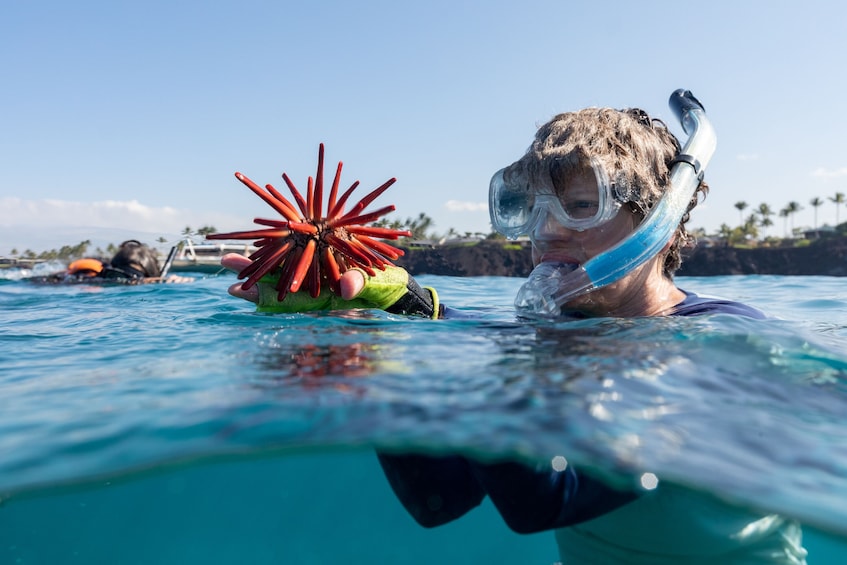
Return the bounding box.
[721,192,846,247]
[4,193,846,263]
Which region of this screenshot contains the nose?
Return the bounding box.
[531,207,572,242]
[529,207,586,265]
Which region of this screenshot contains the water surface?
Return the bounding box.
[1,268,846,563]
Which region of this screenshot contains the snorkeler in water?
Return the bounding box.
[221,91,807,563]
[30,240,193,285]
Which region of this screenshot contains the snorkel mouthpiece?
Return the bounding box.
[514,262,587,317]
[515,89,717,319]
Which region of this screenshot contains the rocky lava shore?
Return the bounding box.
[393,238,847,278]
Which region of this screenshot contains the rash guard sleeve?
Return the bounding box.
[377,453,485,528]
[377,453,637,533]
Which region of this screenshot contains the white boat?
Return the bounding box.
[169,239,256,273]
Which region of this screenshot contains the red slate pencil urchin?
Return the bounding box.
[207,143,411,300]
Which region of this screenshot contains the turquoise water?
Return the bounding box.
[1,266,847,563]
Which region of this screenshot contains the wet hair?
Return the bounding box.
[505,107,709,277]
[109,240,160,278]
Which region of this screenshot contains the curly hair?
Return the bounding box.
[504,107,708,277]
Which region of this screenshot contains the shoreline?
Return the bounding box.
[392,238,847,278]
[5,237,846,278]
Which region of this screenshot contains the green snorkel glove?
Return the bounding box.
[254,265,442,319]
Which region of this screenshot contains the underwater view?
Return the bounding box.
[1,268,846,564]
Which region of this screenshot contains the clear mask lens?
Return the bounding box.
[489,158,622,238]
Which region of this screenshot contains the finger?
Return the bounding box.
[227,281,259,304]
[221,253,252,272]
[339,269,366,301]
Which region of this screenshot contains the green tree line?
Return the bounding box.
[722,191,846,246]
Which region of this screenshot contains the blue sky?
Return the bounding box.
[2,0,846,255]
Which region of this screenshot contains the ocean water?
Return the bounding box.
[1,266,846,564]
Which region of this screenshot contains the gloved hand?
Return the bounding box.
[221,253,441,319]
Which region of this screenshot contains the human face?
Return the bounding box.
[526,168,678,315]
[530,168,636,267]
[489,159,622,239]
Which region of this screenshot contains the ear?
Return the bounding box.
[660,234,676,253]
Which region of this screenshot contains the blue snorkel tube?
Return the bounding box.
[514,89,717,318]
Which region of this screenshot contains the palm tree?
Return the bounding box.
[779,207,791,238]
[372,217,405,231]
[756,203,773,238]
[810,197,824,230]
[196,225,218,236]
[787,201,802,235]
[759,216,773,240]
[734,201,748,225]
[406,212,435,240]
[830,192,846,225]
[743,214,759,240]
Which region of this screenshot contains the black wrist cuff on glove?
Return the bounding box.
[386,276,442,319]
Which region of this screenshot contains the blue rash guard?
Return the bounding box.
[376,292,808,564]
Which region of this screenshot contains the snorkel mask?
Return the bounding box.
[489,89,716,318]
[489,157,625,237]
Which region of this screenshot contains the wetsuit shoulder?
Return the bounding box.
[670,290,766,319]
